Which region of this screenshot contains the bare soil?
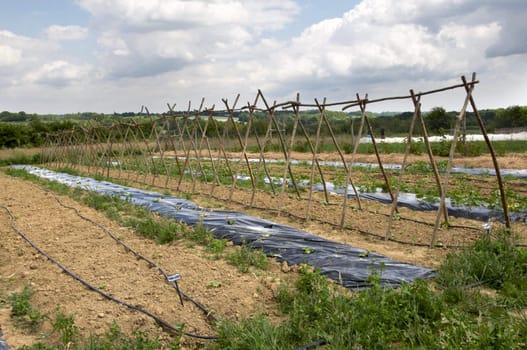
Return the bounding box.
[0,173,290,349]
[1,150,526,348]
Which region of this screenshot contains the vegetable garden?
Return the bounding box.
[3,73,527,349]
[40,74,526,247]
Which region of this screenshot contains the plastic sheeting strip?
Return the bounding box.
[14,165,435,290]
[312,183,527,224]
[175,158,525,223]
[0,328,8,350]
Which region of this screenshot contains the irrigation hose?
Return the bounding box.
[55,197,183,305]
[53,196,218,323]
[1,205,218,341]
[23,179,218,323]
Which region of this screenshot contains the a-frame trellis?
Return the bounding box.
[41,73,512,247]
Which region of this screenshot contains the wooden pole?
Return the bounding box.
[166,104,183,179]
[223,95,257,206]
[385,94,420,239]
[250,103,277,195]
[176,105,196,191]
[278,93,301,215]
[430,77,474,246]
[340,94,367,228]
[210,113,235,195]
[306,98,326,222]
[259,91,301,199]
[462,74,511,229]
[359,100,396,209]
[316,98,362,207]
[297,118,329,204]
[413,91,449,224]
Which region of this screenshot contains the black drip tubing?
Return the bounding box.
[53,196,218,323]
[1,205,218,341]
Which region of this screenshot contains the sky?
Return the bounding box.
[0,0,526,114]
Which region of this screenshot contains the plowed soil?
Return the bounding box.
[0,173,290,349]
[1,150,526,349]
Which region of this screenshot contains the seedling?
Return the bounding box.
[302,247,314,254]
[207,281,222,288]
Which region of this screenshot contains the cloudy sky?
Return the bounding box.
[0,0,526,114]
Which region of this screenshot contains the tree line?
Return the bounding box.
[0,105,526,149]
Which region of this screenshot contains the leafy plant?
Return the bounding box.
[183,221,213,245]
[207,281,222,288]
[52,309,79,345]
[206,238,228,259]
[405,160,433,174]
[436,231,527,307]
[448,186,487,207]
[8,285,48,332]
[124,215,183,243]
[409,138,424,155]
[227,246,268,273]
[217,232,527,348]
[0,152,42,166]
[431,135,452,157]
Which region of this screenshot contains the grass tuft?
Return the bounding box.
[8,284,48,333]
[226,246,268,273]
[216,232,527,349]
[436,232,527,307]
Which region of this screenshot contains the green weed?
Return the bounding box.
[436,231,527,308]
[0,152,42,166]
[18,320,182,349]
[405,160,433,174]
[4,167,41,181]
[54,167,80,176]
[217,233,527,348]
[206,238,228,259]
[183,220,213,245]
[124,215,183,244]
[52,309,79,345]
[226,246,268,273]
[215,314,287,350]
[8,285,48,332]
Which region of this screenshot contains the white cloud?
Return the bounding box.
[76,0,299,78]
[0,30,55,58]
[0,44,22,66]
[0,30,93,88]
[98,32,130,56]
[1,0,526,113]
[78,0,299,32]
[25,60,93,86]
[0,30,59,86]
[239,0,522,106]
[44,25,89,41]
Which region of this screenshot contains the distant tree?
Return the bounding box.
[495,106,527,128]
[237,113,249,123]
[426,107,454,135]
[0,111,29,122]
[0,123,26,147]
[28,118,47,146]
